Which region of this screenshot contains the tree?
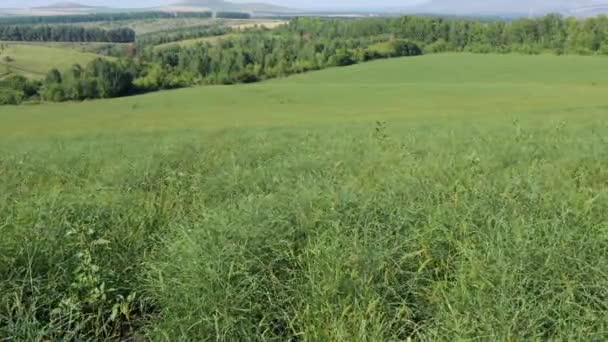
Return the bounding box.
[45,68,62,84]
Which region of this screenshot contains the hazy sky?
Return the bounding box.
[1,0,427,10]
[2,0,606,12]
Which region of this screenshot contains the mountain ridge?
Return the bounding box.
[171,0,292,13]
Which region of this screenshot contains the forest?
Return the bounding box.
[216,12,253,19]
[4,13,608,104]
[136,24,232,47]
[0,25,135,43]
[287,14,608,55]
[0,11,213,25]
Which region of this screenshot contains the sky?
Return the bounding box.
[1,0,427,10]
[1,0,606,12]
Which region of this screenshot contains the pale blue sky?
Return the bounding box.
[0,0,427,9]
[1,0,606,12]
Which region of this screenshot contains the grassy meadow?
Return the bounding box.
[0,43,106,79]
[1,53,608,340]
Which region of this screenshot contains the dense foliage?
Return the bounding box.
[0,75,40,104]
[40,60,137,102]
[215,12,252,19]
[0,25,135,43]
[136,32,421,89]
[0,11,213,25]
[136,24,232,47]
[289,14,608,55]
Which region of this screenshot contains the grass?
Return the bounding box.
[1,53,608,340]
[2,53,607,137]
[0,41,130,56]
[0,42,106,79]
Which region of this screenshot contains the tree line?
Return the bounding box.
[41,59,137,102]
[136,24,232,47]
[137,31,420,88]
[1,31,421,104]
[288,14,608,55]
[4,14,608,105]
[216,12,252,19]
[0,11,213,25]
[0,25,135,43]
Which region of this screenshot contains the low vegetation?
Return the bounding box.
[1,54,608,340]
[0,43,107,80]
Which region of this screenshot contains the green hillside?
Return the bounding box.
[2,53,608,136]
[2,53,608,340]
[0,43,105,79]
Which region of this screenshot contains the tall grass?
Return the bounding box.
[2,117,608,340]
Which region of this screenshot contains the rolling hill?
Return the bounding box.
[168,0,293,13]
[3,53,608,136]
[409,0,608,16]
[32,2,103,9]
[0,43,107,79]
[2,53,608,340]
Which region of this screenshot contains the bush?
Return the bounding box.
[465,43,494,54]
[1,74,39,97]
[42,84,66,102]
[0,87,24,104]
[599,45,608,56]
[511,44,542,55]
[330,49,356,66]
[235,70,260,83]
[390,39,423,57]
[424,39,455,53]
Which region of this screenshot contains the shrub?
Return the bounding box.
[0,87,24,104]
[330,49,356,66]
[424,39,455,53]
[390,39,423,57]
[42,83,66,102]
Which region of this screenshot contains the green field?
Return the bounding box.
[78,18,284,35]
[0,43,105,79]
[2,53,608,340]
[79,17,217,34]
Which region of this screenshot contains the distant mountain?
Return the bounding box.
[171,0,292,13]
[568,4,608,17]
[33,2,102,9]
[408,0,608,16]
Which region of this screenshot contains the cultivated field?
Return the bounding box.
[79,18,287,34]
[152,20,287,49]
[0,43,106,78]
[2,53,608,340]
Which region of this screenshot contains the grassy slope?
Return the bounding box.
[2,53,608,136]
[0,43,104,79]
[2,53,608,340]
